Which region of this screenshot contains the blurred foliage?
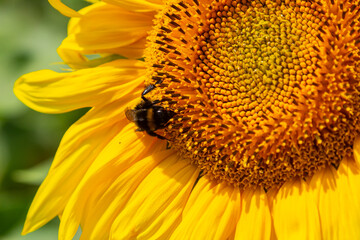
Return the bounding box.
[0,0,89,239]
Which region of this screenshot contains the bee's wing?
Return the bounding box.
[125,108,137,122]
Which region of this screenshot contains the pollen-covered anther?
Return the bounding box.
[145,0,360,189]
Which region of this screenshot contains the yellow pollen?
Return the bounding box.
[144,0,360,190]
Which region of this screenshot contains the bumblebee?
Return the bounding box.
[126,84,175,139]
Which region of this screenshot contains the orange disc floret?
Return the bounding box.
[144,0,360,190]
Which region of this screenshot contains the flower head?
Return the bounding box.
[15,0,360,239]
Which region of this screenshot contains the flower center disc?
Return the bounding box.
[145,0,360,189]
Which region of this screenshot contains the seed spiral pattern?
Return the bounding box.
[144,0,360,189]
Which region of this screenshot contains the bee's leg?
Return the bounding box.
[155,134,167,140]
[142,74,166,102]
[147,130,167,140]
[135,128,145,132]
[192,170,204,190]
[141,84,156,102]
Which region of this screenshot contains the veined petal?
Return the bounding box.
[70,3,154,35]
[170,177,241,240]
[102,0,163,12]
[353,136,360,167]
[344,159,360,239]
[272,178,321,240]
[57,2,154,67]
[14,59,146,114]
[77,146,172,240]
[22,92,144,235]
[59,131,169,240]
[48,0,81,17]
[311,158,360,240]
[235,188,272,240]
[58,38,148,69]
[110,155,199,240]
[71,14,152,48]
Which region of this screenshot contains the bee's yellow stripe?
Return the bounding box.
[147,108,156,131]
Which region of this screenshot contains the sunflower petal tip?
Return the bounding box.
[21,222,34,236]
[21,229,28,236]
[48,0,82,18]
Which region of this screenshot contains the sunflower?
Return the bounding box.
[14,0,360,239]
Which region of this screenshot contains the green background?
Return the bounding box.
[0,0,89,239]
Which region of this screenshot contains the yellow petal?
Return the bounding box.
[272,178,321,240]
[344,159,360,239]
[235,188,272,240]
[59,133,169,240]
[311,158,360,240]
[48,0,81,17]
[103,0,163,12]
[71,11,152,48]
[109,156,199,240]
[353,136,360,167]
[22,88,145,235]
[170,177,241,240]
[14,59,145,114]
[57,2,154,67]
